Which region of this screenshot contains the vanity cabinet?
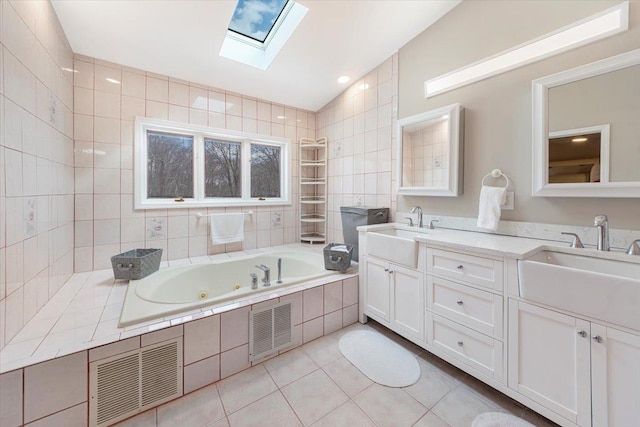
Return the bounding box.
[363,256,424,342]
[509,300,640,427]
[425,247,505,383]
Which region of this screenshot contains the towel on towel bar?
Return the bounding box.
[209,213,244,244]
[477,185,506,231]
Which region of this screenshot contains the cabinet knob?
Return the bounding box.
[456,265,464,270]
[593,335,603,343]
[384,268,389,272]
[577,330,587,337]
[457,341,464,347]
[456,300,464,305]
[388,270,394,274]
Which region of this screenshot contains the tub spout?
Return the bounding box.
[255,264,271,286]
[277,258,283,284]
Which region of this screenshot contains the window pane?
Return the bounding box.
[205,138,242,197]
[147,131,193,198]
[228,0,288,43]
[251,144,281,198]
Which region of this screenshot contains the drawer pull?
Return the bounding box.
[456,300,464,305]
[456,265,464,270]
[577,330,587,338]
[457,341,464,347]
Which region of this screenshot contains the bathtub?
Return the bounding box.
[119,250,336,327]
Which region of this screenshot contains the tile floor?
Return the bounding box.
[114,321,558,427]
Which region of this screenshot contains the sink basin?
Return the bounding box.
[518,251,640,330]
[373,228,429,239]
[367,228,421,268]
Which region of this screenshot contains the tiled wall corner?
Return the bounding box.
[316,54,399,243]
[1,0,75,349]
[73,56,317,272]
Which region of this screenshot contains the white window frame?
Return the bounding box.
[219,1,308,70]
[135,117,291,209]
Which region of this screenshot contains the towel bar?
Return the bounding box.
[196,210,253,218]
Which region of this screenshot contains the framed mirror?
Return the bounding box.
[532,49,640,197]
[396,103,464,196]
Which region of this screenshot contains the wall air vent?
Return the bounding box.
[90,337,183,427]
[249,301,293,362]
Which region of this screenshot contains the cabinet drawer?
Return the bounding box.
[427,312,503,382]
[427,248,503,291]
[427,276,503,339]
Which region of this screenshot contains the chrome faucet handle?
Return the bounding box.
[404,217,414,227]
[250,273,258,289]
[561,232,584,248]
[627,239,640,255]
[428,219,439,230]
[594,214,608,226]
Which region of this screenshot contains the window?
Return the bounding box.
[135,118,290,209]
[228,0,289,43]
[219,0,308,70]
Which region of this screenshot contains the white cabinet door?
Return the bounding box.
[391,264,424,341]
[508,300,591,426]
[591,323,640,427]
[364,257,390,321]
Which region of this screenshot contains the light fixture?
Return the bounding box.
[425,2,629,98]
[337,75,350,84]
[572,137,588,143]
[106,78,121,84]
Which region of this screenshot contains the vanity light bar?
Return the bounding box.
[424,1,629,98]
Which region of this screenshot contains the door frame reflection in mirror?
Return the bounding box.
[396,103,464,197]
[548,124,610,184]
[532,48,640,198]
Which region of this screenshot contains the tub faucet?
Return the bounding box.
[594,214,610,251]
[277,258,283,284]
[410,206,423,228]
[250,273,258,290]
[255,264,271,286]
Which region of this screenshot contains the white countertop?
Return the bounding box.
[358,223,640,263]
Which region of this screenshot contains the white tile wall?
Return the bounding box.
[73,56,316,272]
[1,0,75,349]
[316,55,398,243]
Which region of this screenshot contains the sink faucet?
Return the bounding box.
[594,215,610,251]
[410,206,423,228]
[255,264,271,286]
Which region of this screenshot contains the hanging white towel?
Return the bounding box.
[477,185,507,231]
[209,214,244,244]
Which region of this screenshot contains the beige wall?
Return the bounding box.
[1,0,75,348]
[72,55,315,272]
[398,0,640,229]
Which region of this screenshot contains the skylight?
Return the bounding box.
[228,0,289,43]
[220,0,308,70]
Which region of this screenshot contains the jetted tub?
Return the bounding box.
[119,250,336,327]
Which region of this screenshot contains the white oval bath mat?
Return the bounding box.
[338,330,420,387]
[472,412,534,427]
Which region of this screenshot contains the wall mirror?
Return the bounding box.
[396,103,464,196]
[532,48,640,197]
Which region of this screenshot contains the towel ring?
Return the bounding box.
[481,169,510,188]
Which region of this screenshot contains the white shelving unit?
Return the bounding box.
[299,137,327,244]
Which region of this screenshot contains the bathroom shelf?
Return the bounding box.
[299,138,327,244]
